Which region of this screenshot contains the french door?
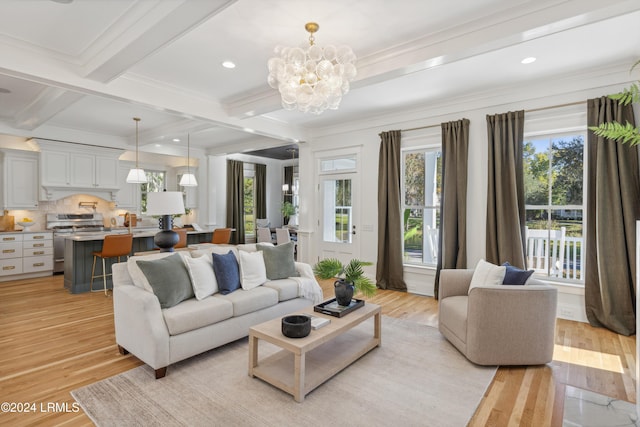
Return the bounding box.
[318,172,359,263]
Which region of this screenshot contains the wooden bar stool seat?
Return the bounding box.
[90,234,133,296]
[211,228,233,244]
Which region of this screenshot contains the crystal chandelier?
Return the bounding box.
[267,22,357,115]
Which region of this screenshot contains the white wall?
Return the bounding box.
[298,67,636,323]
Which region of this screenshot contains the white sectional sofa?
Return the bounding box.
[112,243,322,378]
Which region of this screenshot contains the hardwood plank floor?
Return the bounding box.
[0,275,635,426]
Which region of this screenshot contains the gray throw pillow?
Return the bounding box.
[136,253,194,309]
[257,242,299,280]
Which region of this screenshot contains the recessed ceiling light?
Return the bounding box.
[222,61,236,69]
[155,144,162,148]
[172,138,180,142]
[521,57,537,64]
[0,88,11,94]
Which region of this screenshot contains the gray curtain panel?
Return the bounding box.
[226,159,245,244]
[377,130,407,291]
[283,165,293,223]
[585,96,639,336]
[434,119,469,299]
[255,163,267,220]
[485,110,526,268]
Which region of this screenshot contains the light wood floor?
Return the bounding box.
[0,275,635,426]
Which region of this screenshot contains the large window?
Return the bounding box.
[402,147,442,266]
[524,132,585,282]
[140,170,166,214]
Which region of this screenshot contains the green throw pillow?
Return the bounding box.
[257,242,299,280]
[136,253,194,308]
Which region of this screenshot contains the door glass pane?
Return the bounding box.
[323,178,352,243]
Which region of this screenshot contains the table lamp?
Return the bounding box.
[146,191,185,252]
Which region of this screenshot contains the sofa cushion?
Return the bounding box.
[192,245,238,260]
[184,254,218,300]
[257,241,298,280]
[502,262,534,285]
[212,251,241,295]
[162,296,234,335]
[262,278,299,302]
[213,286,278,317]
[469,259,505,294]
[238,250,267,290]
[136,253,194,309]
[127,251,178,292]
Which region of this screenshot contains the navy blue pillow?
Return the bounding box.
[502,262,534,285]
[212,251,241,294]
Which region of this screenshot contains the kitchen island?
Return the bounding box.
[63,229,213,293]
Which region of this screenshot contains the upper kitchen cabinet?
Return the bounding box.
[36,140,123,200]
[0,149,39,210]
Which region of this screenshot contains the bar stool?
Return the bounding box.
[90,234,133,296]
[211,228,233,244]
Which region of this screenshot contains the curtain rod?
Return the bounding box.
[401,100,587,133]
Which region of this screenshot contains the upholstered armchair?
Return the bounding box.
[438,269,558,366]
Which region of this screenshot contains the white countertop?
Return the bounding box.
[64,228,213,241]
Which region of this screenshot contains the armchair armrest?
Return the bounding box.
[466,284,557,365]
[439,269,474,299]
[112,264,170,370]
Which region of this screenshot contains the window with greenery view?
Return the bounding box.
[524,133,585,282]
[402,148,442,266]
[244,173,255,239]
[140,170,166,214]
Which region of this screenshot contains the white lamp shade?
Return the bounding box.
[146,191,185,216]
[126,168,148,183]
[179,173,198,187]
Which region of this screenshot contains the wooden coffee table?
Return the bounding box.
[248,302,381,402]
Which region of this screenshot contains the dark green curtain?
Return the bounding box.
[283,165,293,224]
[376,130,406,291]
[485,110,526,268]
[434,119,469,299]
[255,163,267,220]
[585,96,639,336]
[226,159,244,244]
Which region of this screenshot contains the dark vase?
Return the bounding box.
[334,279,355,306]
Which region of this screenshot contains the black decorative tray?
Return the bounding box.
[313,298,364,318]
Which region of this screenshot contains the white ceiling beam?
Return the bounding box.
[84,0,237,83]
[13,87,85,130]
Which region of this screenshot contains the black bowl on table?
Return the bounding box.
[281,315,311,338]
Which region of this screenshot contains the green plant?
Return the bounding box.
[281,201,297,217]
[589,60,640,146]
[313,258,377,297]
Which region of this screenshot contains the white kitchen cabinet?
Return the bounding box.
[36,140,123,199]
[0,149,39,210]
[177,169,198,209]
[0,232,53,281]
[115,162,139,209]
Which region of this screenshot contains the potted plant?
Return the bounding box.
[281,201,298,225]
[313,258,377,306]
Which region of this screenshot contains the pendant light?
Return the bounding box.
[126,117,148,184]
[179,133,198,187]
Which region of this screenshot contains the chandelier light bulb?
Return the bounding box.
[268,22,357,115]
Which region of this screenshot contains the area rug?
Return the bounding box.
[72,316,496,427]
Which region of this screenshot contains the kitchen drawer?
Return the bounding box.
[23,256,53,273]
[23,247,53,257]
[0,258,23,275]
[24,240,53,249]
[24,233,52,241]
[0,234,23,243]
[0,242,23,259]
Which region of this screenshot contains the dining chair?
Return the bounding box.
[257,227,273,243]
[275,228,292,245]
[212,228,233,244]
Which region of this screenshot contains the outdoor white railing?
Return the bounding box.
[525,227,583,281]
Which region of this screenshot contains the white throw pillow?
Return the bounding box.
[127,252,177,292]
[238,250,267,290]
[183,254,218,300]
[468,259,506,294]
